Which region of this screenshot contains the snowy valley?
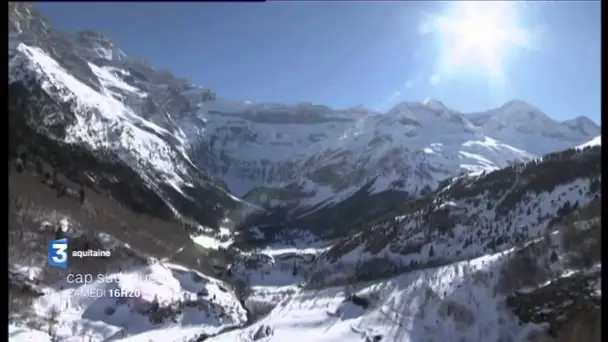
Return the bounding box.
[8,3,601,342]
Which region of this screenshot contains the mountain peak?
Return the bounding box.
[76,29,114,44]
[389,99,447,113]
[422,98,447,111]
[564,115,599,126]
[499,99,545,115]
[562,115,601,136]
[75,29,126,61]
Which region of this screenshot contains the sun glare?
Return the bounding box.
[430,2,528,79]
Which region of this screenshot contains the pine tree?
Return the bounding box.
[550,250,558,263]
[151,295,159,312]
[15,159,24,173]
[35,159,43,175]
[79,186,86,206]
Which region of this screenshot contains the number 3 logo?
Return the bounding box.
[48,238,68,268]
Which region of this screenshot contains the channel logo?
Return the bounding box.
[48,238,69,268]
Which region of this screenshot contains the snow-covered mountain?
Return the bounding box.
[9,3,259,230]
[308,144,601,288]
[9,3,599,224]
[466,100,600,155]
[197,99,536,210]
[193,97,598,218]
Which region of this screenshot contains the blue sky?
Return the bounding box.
[36,1,601,124]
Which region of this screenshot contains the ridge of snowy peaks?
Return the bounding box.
[196,98,538,213]
[8,3,598,220]
[8,3,256,229]
[467,100,600,155]
[292,102,536,207]
[194,99,595,215]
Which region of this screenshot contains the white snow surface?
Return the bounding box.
[208,251,534,342]
[10,44,188,189]
[9,324,53,342]
[22,262,246,342]
[576,135,601,149]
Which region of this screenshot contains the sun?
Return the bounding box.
[429,2,528,79]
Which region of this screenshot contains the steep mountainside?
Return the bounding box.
[9,3,256,230]
[9,104,249,341]
[309,144,601,287]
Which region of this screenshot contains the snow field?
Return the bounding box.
[208,250,540,342]
[19,262,246,342]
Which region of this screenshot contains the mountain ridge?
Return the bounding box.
[9,2,600,228]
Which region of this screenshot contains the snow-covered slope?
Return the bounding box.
[307,145,600,287]
[562,116,600,137]
[210,227,600,342]
[576,135,601,149]
[10,262,247,342]
[9,3,258,229]
[11,44,187,186]
[209,251,534,342]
